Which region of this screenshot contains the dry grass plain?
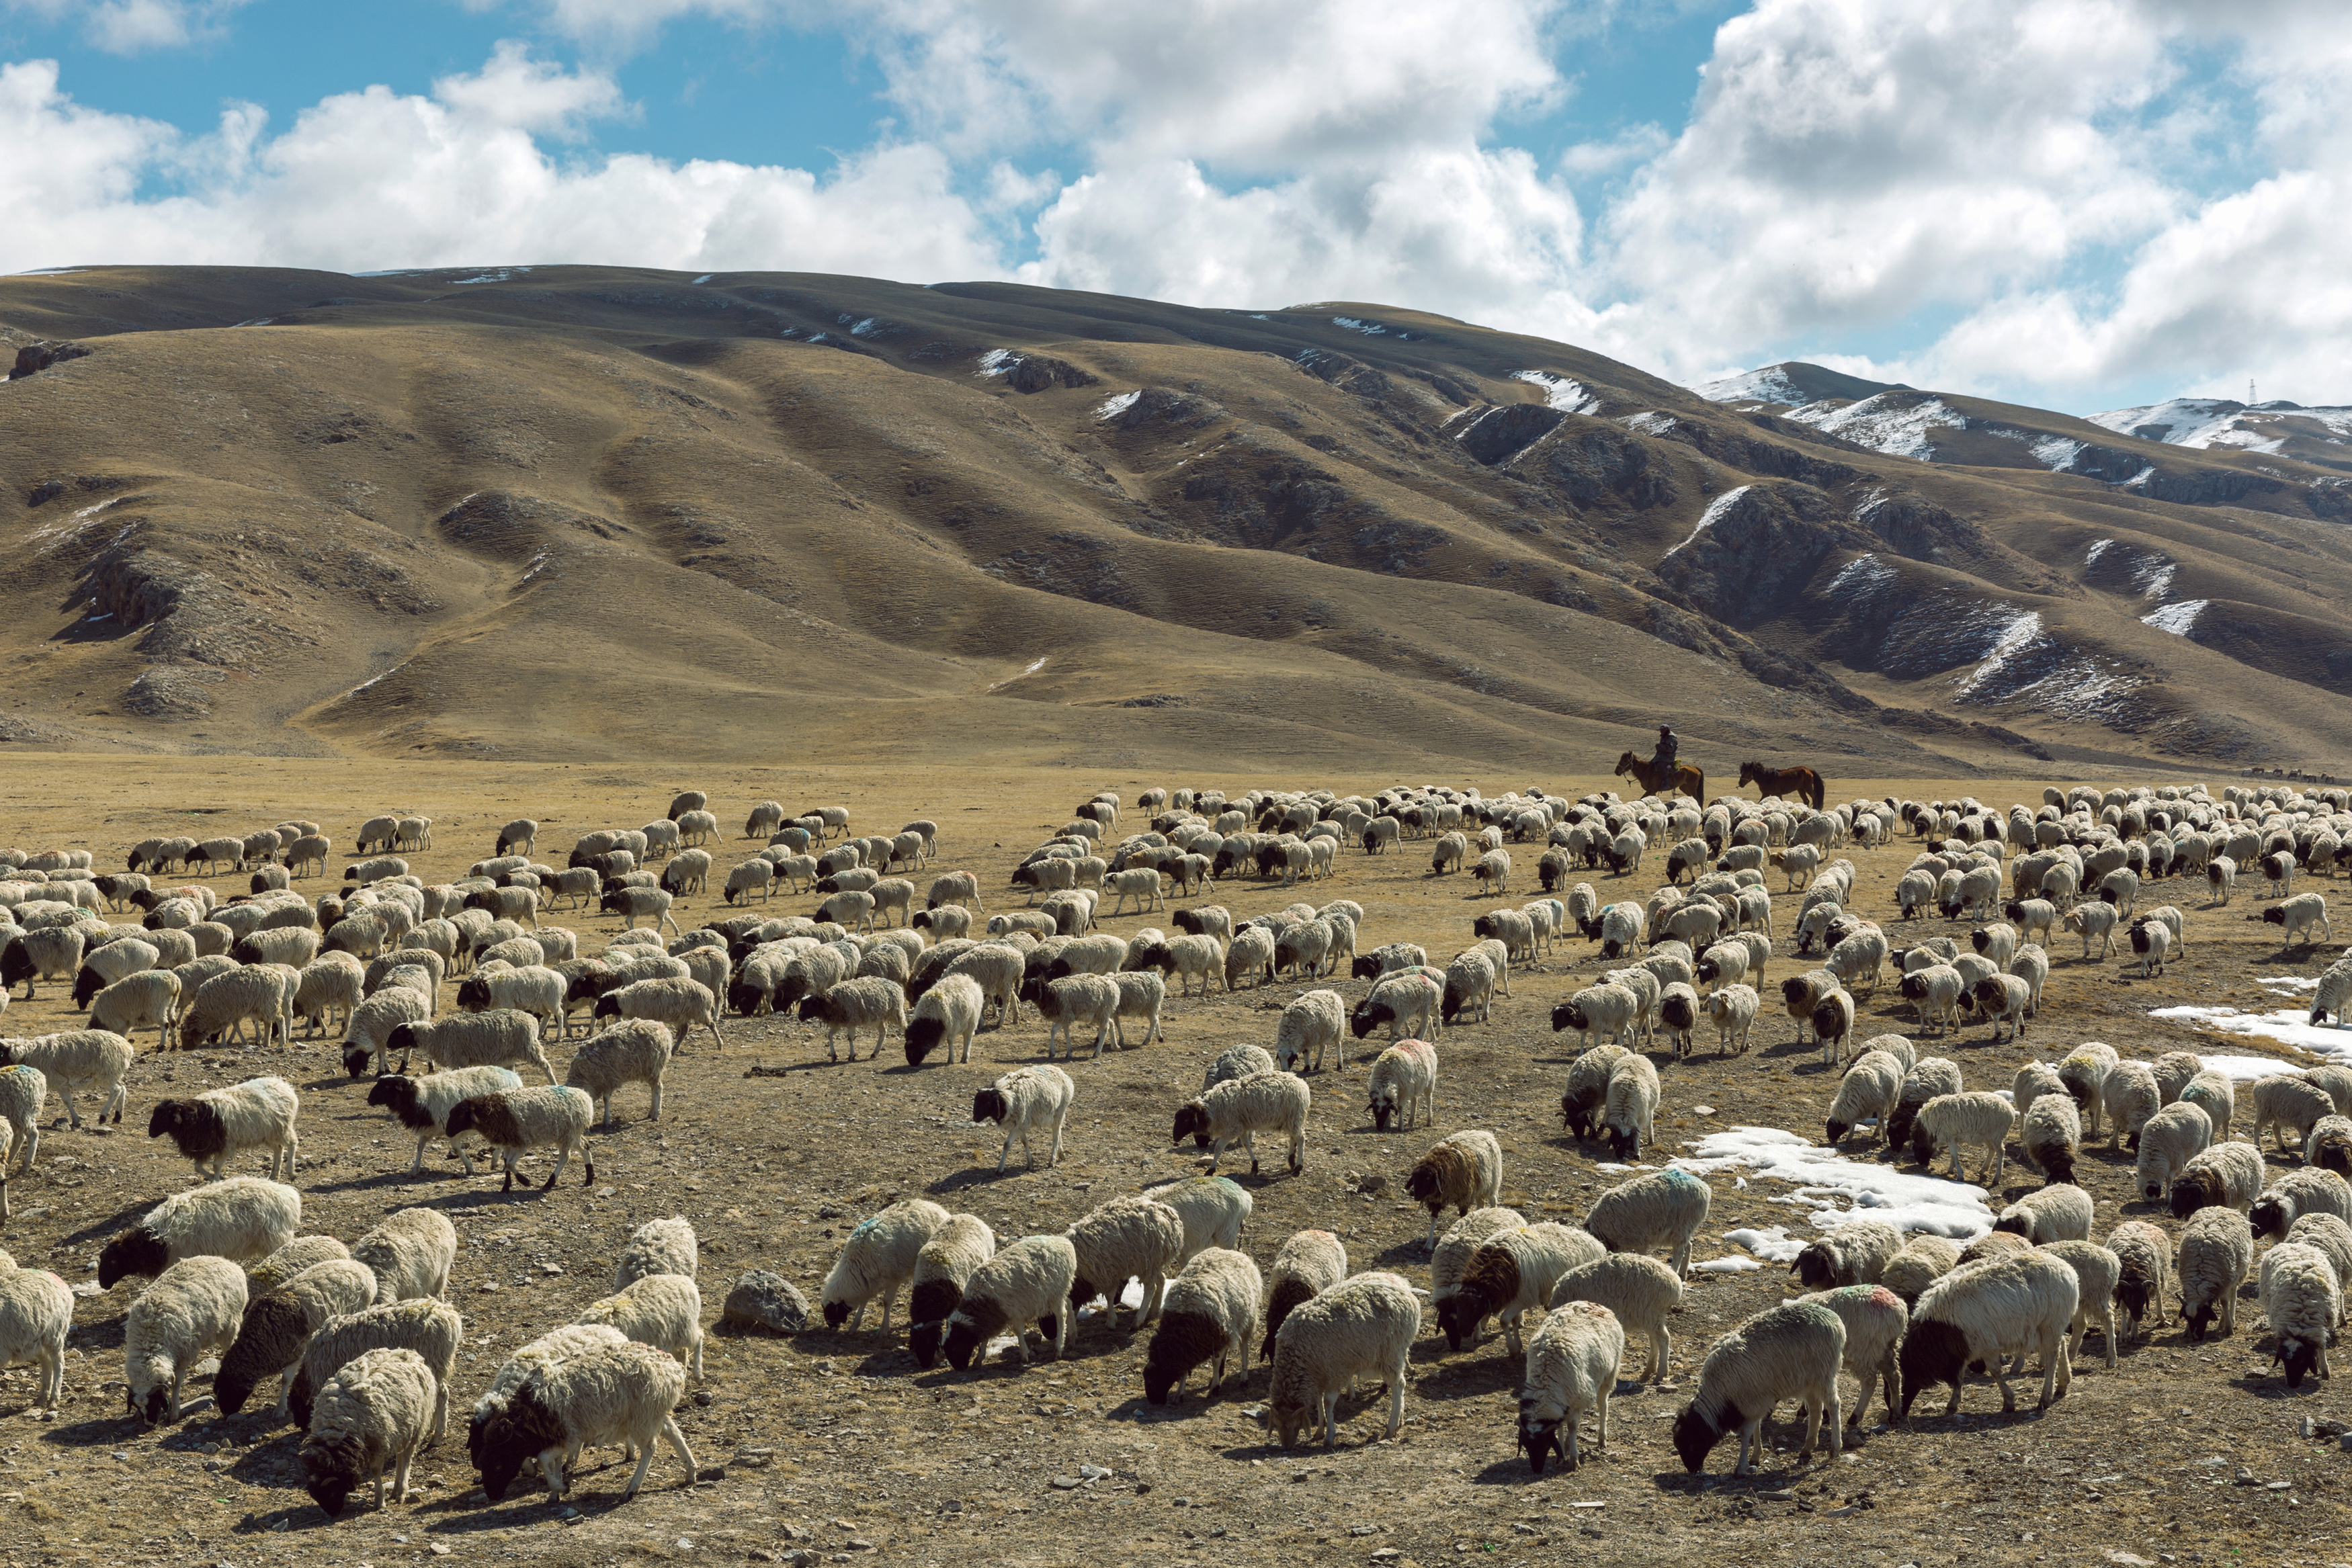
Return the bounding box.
[1,758,2349,1568]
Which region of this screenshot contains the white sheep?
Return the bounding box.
[1265,1270,1420,1448]
[1671,1299,1845,1475]
[973,1064,1075,1172]
[214,1258,381,1418]
[2040,1239,2124,1370]
[1898,1248,2078,1418]
[1273,988,1347,1074]
[2250,1074,2337,1158]
[1064,1194,1187,1333]
[444,1085,595,1192]
[1992,1183,2093,1245]
[1142,1174,1255,1264]
[1141,1247,1262,1404]
[1824,1049,1904,1147]
[123,1254,247,1424]
[1601,1049,1660,1162]
[1548,1252,1682,1383]
[0,1264,74,1409]
[474,1340,698,1502]
[88,970,181,1051]
[1405,1129,1503,1244]
[1517,1300,1624,1474]
[1910,1090,2013,1184]
[354,1208,459,1303]
[1365,1038,1437,1132]
[1585,1167,1712,1278]
[1172,1071,1310,1176]
[575,1273,706,1381]
[146,1074,300,1182]
[941,1233,1080,1371]
[1798,1282,1909,1428]
[376,1008,555,1085]
[0,1027,133,1129]
[2180,1206,2256,1340]
[1704,982,1759,1055]
[2019,1090,2083,1185]
[99,1175,301,1289]
[1790,1219,1905,1292]
[821,1199,951,1332]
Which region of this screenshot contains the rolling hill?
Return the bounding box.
[3,267,2348,778]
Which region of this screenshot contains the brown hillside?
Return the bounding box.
[4,266,2348,776]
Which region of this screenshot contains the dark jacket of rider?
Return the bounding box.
[1654,726,1679,774]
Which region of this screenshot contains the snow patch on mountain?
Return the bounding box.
[2143,600,2207,636]
[1693,366,1810,406]
[2090,398,2352,453]
[1513,371,1597,414]
[1663,486,1753,560]
[1786,393,1966,460]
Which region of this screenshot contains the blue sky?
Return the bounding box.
[2,1,2345,415]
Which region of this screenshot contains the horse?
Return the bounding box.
[1740,760,1826,811]
[1615,751,1704,804]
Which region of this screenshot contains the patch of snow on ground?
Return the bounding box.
[1442,403,1483,425]
[2152,999,2352,1065]
[1095,391,1140,420]
[849,317,882,337]
[2122,466,2155,487]
[1692,366,1807,406]
[1331,316,1385,335]
[1620,412,1676,436]
[1952,609,2044,699]
[2031,436,2085,470]
[1692,1256,1761,1274]
[2087,539,2113,564]
[1826,553,1894,601]
[693,274,714,284]
[1788,393,1964,460]
[2131,558,2176,598]
[1662,486,1751,560]
[976,349,1019,378]
[1672,1125,1994,1239]
[1723,1225,1802,1262]
[2142,600,2206,636]
[450,267,529,284]
[1513,371,1597,414]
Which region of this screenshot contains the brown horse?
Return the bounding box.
[1740,760,1826,811]
[1615,750,1704,803]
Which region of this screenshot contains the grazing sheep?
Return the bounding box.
[1910,1091,2013,1184]
[973,1064,1075,1172]
[377,1010,556,1084]
[147,1075,300,1181]
[1516,1301,1624,1475]
[1141,1175,1255,1264]
[795,975,907,1062]
[2131,1100,2212,1204]
[1438,1223,1603,1357]
[1879,1234,1962,1309]
[1898,1250,2078,1418]
[339,987,433,1077]
[562,1019,672,1127]
[574,1274,705,1381]
[1261,1229,1348,1359]
[1671,1299,1846,1475]
[2101,1059,2163,1150]
[1790,1219,1904,1291]
[2250,1074,2337,1157]
[941,1234,1080,1371]
[908,1216,997,1369]
[1264,1270,1420,1448]
[2056,1042,2121,1140]
[1142,1248,1263,1404]
[444,1086,595,1192]
[1549,1252,1682,1383]
[822,1199,951,1332]
[351,1208,458,1305]
[1405,1130,1503,1244]
[2107,1219,2173,1339]
[2171,1139,2268,1219]
[0,1265,73,1409]
[245,1235,351,1292]
[900,973,982,1071]
[98,1176,302,1288]
[2020,1092,2085,1185]
[2040,1239,2124,1370]
[301,1346,439,1517]
[2180,1206,2257,1340]
[1439,949,1497,1025]
[214,1258,381,1419]
[1,926,85,1000]
[0,1028,133,1129]
[1365,1038,1437,1132]
[1583,1168,1713,1278]
[2259,1242,2341,1386]
[1064,1195,1187,1334]
[1796,1284,1909,1428]
[2251,1168,2352,1242]
[1824,1051,1905,1147]
[1602,1050,1661,1161]
[1171,1071,1310,1176]
[122,1255,248,1424]
[1992,1183,2094,1244]
[177,965,290,1049]
[474,1341,696,1502]
[1885,1057,1964,1151]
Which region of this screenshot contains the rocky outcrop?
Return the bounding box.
[1454,403,1565,466]
[1006,354,1100,393]
[9,340,91,380]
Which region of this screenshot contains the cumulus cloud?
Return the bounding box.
[5,0,253,52]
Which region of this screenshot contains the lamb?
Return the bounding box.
[2249,1074,2337,1157]
[1405,1129,1503,1243]
[817,1201,947,1334]
[1515,1301,1624,1475]
[474,1340,697,1502]
[1261,1229,1348,1359]
[1171,1071,1310,1176]
[1602,1049,1661,1161]
[0,1027,133,1129]
[1910,1091,2014,1184]
[1548,1252,1682,1382]
[1264,1270,1420,1448]
[214,1258,381,1418]
[2107,1219,2173,1340]
[1992,1182,2095,1244]
[1790,1219,1904,1291]
[1671,1299,1846,1475]
[377,1010,556,1084]
[1879,1234,1962,1309]
[1885,1057,1964,1150]
[2263,891,2332,949]
[1064,1195,1187,1333]
[352,1208,458,1305]
[2251,1167,2352,1242]
[1142,1248,1263,1404]
[1365,1038,1437,1133]
[908,1215,997,1368]
[2179,1206,2257,1340]
[1897,1249,2078,1418]
[122,1255,248,1424]
[2020,1091,2085,1184]
[2259,1242,2341,1386]
[0,1264,72,1409]
[1273,988,1347,1074]
[443,1085,595,1192]
[1824,1050,1905,1147]
[1438,1222,1605,1356]
[941,1234,1080,1371]
[99,1175,302,1288]
[574,1273,706,1381]
[562,1018,673,1127]
[1583,1167,1713,1278]
[973,1064,1075,1172]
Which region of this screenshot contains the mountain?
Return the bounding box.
[3,270,2350,777]
[2086,398,2352,472]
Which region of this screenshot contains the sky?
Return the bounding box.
[2,0,2346,416]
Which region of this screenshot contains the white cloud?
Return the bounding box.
[5,0,255,52]
[430,38,626,138]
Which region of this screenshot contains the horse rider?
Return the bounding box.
[1653,724,1679,777]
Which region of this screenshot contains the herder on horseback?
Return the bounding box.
[1652,726,1679,779]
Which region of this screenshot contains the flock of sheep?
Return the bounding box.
[2,773,2351,1518]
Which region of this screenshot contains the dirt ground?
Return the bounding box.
[0,758,2347,1568]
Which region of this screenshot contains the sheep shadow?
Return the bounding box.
[61,1200,154,1248]
[1368,1237,1434,1269]
[1407,1347,1520,1403]
[303,1169,454,1196]
[33,1413,146,1447]
[923,1166,1031,1196]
